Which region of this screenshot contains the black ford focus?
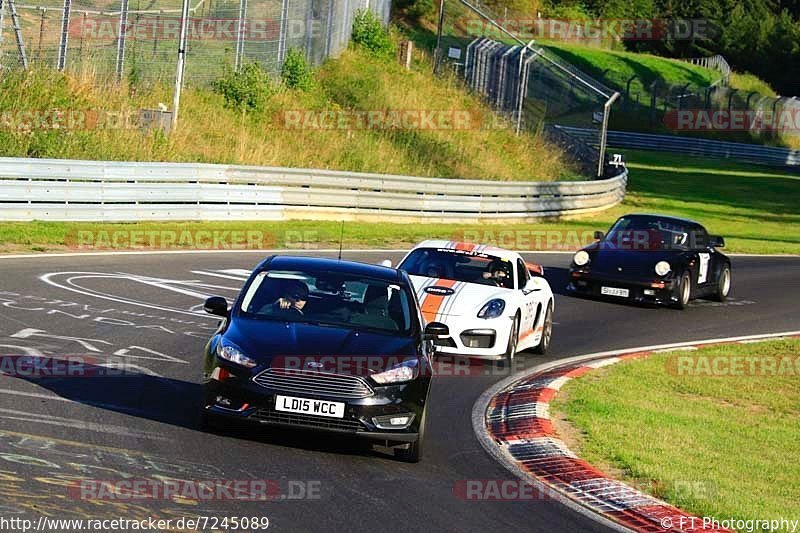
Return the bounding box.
[566,214,732,309]
[201,256,447,462]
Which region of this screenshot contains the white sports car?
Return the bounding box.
[393,240,554,364]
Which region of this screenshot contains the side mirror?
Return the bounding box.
[709,235,725,248]
[380,259,393,268]
[593,231,605,240]
[423,322,449,340]
[204,296,229,317]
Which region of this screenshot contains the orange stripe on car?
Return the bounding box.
[519,326,544,342]
[454,242,476,252]
[420,279,458,323]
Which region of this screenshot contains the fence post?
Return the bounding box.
[324,0,334,57]
[278,0,288,63]
[726,89,738,113]
[115,0,129,81]
[234,0,247,70]
[171,0,190,129]
[433,0,444,73]
[515,45,526,135]
[0,0,5,54]
[598,92,619,177]
[57,0,71,70]
[649,81,657,128]
[36,8,46,62]
[625,74,638,110]
[304,0,314,61]
[5,0,29,68]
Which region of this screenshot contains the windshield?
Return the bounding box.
[604,217,690,251]
[237,269,414,335]
[399,248,515,289]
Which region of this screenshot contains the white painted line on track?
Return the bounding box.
[0,406,170,440]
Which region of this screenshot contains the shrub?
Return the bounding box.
[212,62,275,112]
[351,9,394,57]
[281,48,315,91]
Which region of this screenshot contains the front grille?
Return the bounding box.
[252,368,374,399]
[250,409,363,432]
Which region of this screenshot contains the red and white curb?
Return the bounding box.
[472,331,800,533]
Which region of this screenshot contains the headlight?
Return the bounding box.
[477,298,505,319]
[216,340,257,368]
[371,360,418,384]
[573,250,590,266]
[655,261,671,276]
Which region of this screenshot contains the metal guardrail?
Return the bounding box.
[556,126,800,170]
[0,157,628,222]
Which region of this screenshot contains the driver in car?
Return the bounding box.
[482,260,512,288]
[273,280,309,314]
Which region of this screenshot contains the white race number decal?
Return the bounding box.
[698,253,710,284]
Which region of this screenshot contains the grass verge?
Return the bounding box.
[1,147,797,255]
[551,338,800,523]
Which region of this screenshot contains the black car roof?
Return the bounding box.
[255,255,402,282]
[622,213,704,229]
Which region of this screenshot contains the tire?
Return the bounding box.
[532,302,553,355]
[499,316,520,368]
[394,408,426,463]
[711,265,731,302]
[673,271,692,309]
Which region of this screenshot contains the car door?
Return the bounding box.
[516,258,537,336]
[691,227,715,293]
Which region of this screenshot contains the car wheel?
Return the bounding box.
[711,265,731,302]
[499,316,520,368]
[394,408,426,463]
[673,271,692,309]
[532,302,553,355]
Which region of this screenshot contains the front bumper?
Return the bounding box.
[431,315,515,359]
[566,270,678,306]
[203,363,428,444]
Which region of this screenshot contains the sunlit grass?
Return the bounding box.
[552,339,800,523]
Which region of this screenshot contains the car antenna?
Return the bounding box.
[337,220,345,261]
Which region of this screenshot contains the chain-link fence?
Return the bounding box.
[618,76,800,144]
[0,0,390,86]
[434,0,621,177]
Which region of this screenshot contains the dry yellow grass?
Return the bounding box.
[0,47,576,181]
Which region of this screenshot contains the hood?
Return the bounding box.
[583,245,680,277]
[409,275,509,320]
[223,317,418,374]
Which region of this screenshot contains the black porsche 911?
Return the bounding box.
[201,255,448,462]
[566,214,732,309]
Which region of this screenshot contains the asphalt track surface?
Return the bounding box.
[0,251,797,533]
